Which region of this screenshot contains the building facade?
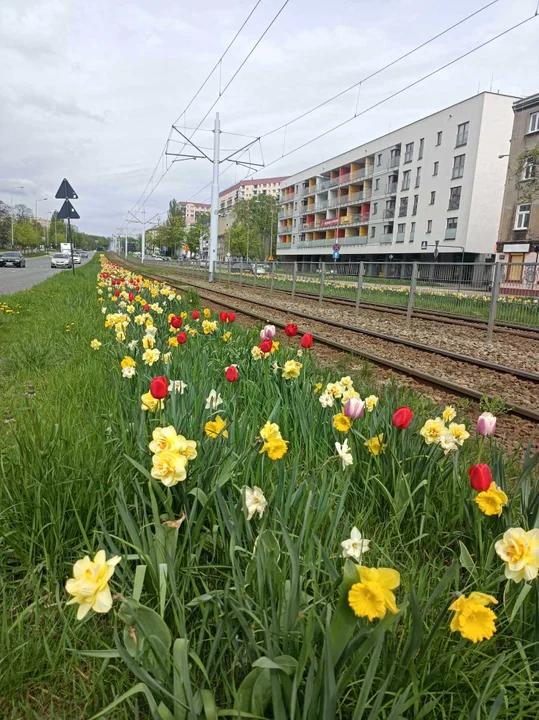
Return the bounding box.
[497,92,539,273]
[277,92,518,265]
[178,201,210,227]
[219,177,287,213]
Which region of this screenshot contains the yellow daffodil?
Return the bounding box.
[163,352,171,365]
[326,382,344,398]
[180,311,187,319]
[364,434,387,456]
[449,592,498,643]
[348,566,400,621]
[270,341,280,354]
[65,550,122,620]
[141,391,164,412]
[203,308,211,318]
[188,328,197,336]
[448,422,470,446]
[90,339,102,350]
[260,421,281,442]
[495,527,539,582]
[314,382,323,394]
[419,417,446,445]
[442,405,457,423]
[168,336,179,347]
[282,360,302,380]
[222,331,232,342]
[333,413,352,433]
[339,376,353,388]
[151,450,188,486]
[204,415,228,439]
[149,426,184,454]
[120,356,136,369]
[364,395,378,412]
[142,348,160,366]
[251,346,263,360]
[260,437,288,460]
[142,336,155,349]
[475,482,508,517]
[202,319,217,335]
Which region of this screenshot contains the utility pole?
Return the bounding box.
[35,197,47,249]
[209,112,220,282]
[141,208,146,263]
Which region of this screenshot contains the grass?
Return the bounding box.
[1,255,539,718]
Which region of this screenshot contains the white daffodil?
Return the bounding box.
[127,339,138,351]
[335,439,353,468]
[101,306,107,314]
[244,486,267,521]
[168,380,187,394]
[121,366,136,378]
[341,527,370,561]
[319,391,334,408]
[205,389,223,410]
[145,325,157,338]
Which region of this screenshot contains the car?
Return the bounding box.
[79,250,89,258]
[72,253,82,264]
[249,264,266,275]
[0,251,26,268]
[51,253,73,269]
[230,263,243,273]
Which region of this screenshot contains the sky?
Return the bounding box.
[1,0,539,237]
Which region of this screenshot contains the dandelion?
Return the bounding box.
[348,567,400,621]
[449,592,498,643]
[90,339,102,350]
[335,439,353,468]
[204,416,228,439]
[475,482,508,517]
[244,486,267,521]
[333,413,352,433]
[65,550,122,620]
[364,434,387,456]
[205,389,223,409]
[495,527,539,582]
[341,528,370,561]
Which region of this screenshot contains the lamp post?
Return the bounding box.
[35,197,47,249]
[10,186,24,249]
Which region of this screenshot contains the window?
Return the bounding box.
[448,186,461,210]
[412,194,418,215]
[372,202,378,215]
[515,203,531,229]
[370,226,376,238]
[447,217,458,229]
[418,138,424,160]
[399,197,408,217]
[397,223,405,242]
[452,154,465,179]
[410,221,416,241]
[415,167,421,188]
[390,148,400,167]
[436,131,443,146]
[528,113,539,134]
[430,191,436,205]
[433,161,439,176]
[401,170,411,191]
[523,156,536,180]
[427,219,433,233]
[294,201,297,210]
[377,153,382,166]
[375,178,380,191]
[456,121,469,147]
[404,142,414,163]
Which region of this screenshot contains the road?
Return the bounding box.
[0,254,92,296]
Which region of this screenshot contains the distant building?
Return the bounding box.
[219,177,288,214]
[277,92,518,265]
[178,201,210,228]
[497,92,539,272]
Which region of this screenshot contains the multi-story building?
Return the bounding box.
[178,201,210,227]
[497,92,539,272]
[277,92,518,265]
[219,177,288,213]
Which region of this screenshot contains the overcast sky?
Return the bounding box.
[2,0,539,236]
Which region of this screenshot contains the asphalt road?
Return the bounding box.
[0,254,92,296]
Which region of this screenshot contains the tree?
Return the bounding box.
[13,221,36,249]
[230,195,279,259]
[47,210,67,247]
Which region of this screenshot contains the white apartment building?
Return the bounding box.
[277,92,519,264]
[219,177,288,213]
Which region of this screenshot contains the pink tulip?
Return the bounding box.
[477,412,496,437]
[344,397,365,419]
[260,324,276,340]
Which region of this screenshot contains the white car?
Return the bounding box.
[72,253,82,264]
[51,253,72,269]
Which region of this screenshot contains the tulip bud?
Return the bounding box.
[227,312,236,323]
[300,333,313,349]
[177,332,187,344]
[170,316,183,329]
[468,463,492,491]
[285,323,298,337]
[259,338,273,354]
[143,303,150,311]
[114,289,120,297]
[392,406,414,430]
[344,397,365,419]
[128,292,135,302]
[260,324,276,340]
[225,365,239,382]
[149,376,168,400]
[477,412,496,437]
[219,311,228,322]
[191,310,200,320]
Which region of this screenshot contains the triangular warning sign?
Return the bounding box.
[57,200,80,220]
[55,178,78,200]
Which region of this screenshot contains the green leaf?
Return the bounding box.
[189,487,209,506]
[329,559,360,665]
[89,682,159,719]
[510,582,533,623]
[252,655,297,674]
[459,541,476,577]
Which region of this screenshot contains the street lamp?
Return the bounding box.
[35,197,48,248]
[10,186,24,249]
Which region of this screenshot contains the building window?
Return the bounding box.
[436,131,443,146]
[447,217,458,229]
[390,148,400,167]
[427,219,433,233]
[399,197,408,217]
[294,201,297,210]
[377,153,382,166]
[372,202,378,215]
[523,156,536,180]
[375,178,380,190]
[401,170,411,191]
[412,194,418,215]
[397,223,405,242]
[448,186,461,210]
[418,138,424,160]
[452,154,465,179]
[515,203,531,229]
[430,191,436,205]
[415,167,421,188]
[370,226,376,238]
[433,161,439,176]
[293,219,296,227]
[410,221,416,241]
[456,121,469,147]
[528,113,539,134]
[404,142,414,163]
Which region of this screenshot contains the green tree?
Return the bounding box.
[13,221,36,249]
[47,210,67,247]
[231,195,279,259]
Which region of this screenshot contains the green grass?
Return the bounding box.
[1,256,539,718]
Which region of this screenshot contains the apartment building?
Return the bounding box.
[219,177,288,213]
[497,92,539,271]
[277,92,518,265]
[178,201,210,228]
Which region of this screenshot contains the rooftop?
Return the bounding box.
[219,176,288,197]
[513,92,539,112]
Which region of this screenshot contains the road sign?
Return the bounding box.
[57,200,80,220]
[421,241,428,250]
[332,243,341,252]
[55,178,78,200]
[332,251,340,259]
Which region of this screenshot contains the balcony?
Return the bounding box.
[383,208,395,220]
[351,168,366,181]
[277,239,293,248]
[389,155,401,168]
[396,232,405,243]
[380,233,394,244]
[386,182,398,194]
[444,227,457,240]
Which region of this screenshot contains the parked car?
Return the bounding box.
[249,264,266,275]
[51,253,72,269]
[230,263,243,273]
[72,253,82,264]
[0,251,25,268]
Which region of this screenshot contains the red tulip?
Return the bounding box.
[285,323,298,337]
[170,316,183,329]
[135,285,140,292]
[114,289,120,297]
[177,332,187,344]
[128,292,135,302]
[219,311,228,322]
[149,376,168,400]
[191,310,200,320]
[300,333,313,349]
[392,406,414,430]
[225,365,239,382]
[227,312,236,323]
[468,464,492,492]
[143,303,150,312]
[259,338,273,354]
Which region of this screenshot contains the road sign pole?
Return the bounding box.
[68,217,75,275]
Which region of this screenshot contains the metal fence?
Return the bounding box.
[136,256,539,337]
